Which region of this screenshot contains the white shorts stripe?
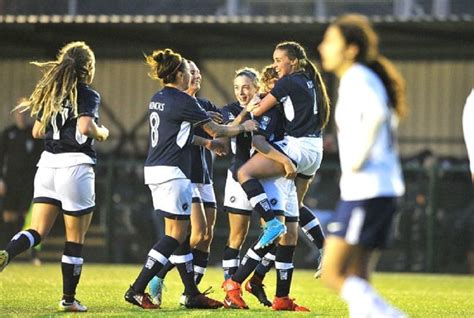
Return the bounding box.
[263,252,276,261]
[194,265,206,275]
[249,193,268,208]
[169,253,193,264]
[148,249,169,265]
[222,259,240,268]
[275,261,294,270]
[302,218,320,232]
[62,255,84,265]
[345,207,366,245]
[246,248,262,261]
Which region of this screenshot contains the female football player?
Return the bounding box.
[124,48,256,310]
[148,60,227,305]
[222,65,309,311]
[0,41,109,312]
[237,41,331,250]
[318,14,407,317]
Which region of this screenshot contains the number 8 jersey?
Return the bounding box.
[144,87,211,184]
[37,82,100,168]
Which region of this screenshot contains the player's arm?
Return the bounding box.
[252,135,296,178]
[32,120,45,139]
[228,108,251,126]
[192,136,227,156]
[201,120,257,138]
[247,93,278,117]
[77,116,109,142]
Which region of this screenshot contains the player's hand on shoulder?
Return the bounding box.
[246,95,261,113]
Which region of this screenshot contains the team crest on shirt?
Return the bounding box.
[182,203,189,211]
[230,196,236,203]
[259,116,271,130]
[270,198,278,206]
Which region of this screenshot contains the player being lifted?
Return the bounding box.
[238,41,330,253]
[242,65,327,309]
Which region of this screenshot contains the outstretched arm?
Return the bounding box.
[201,120,257,138]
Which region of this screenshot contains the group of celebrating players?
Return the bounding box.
[0,13,408,317]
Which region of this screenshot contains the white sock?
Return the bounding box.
[340,276,375,317]
[341,276,406,318]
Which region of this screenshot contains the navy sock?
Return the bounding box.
[299,206,325,249]
[254,246,276,279]
[61,242,83,303]
[192,248,209,285]
[156,260,175,279]
[5,229,41,260]
[241,179,275,222]
[275,245,295,297]
[132,235,180,293]
[233,241,275,284]
[174,239,200,296]
[223,246,240,280]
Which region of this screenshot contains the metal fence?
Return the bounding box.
[90,154,472,273]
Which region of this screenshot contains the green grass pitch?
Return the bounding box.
[1,263,473,317]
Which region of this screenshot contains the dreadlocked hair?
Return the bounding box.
[276,41,331,130]
[16,41,95,133]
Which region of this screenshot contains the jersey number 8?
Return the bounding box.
[150,112,160,147]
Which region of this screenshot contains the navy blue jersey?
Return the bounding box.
[221,101,252,181]
[271,71,321,138]
[254,104,285,143]
[42,82,99,161]
[144,87,211,182]
[190,97,220,184]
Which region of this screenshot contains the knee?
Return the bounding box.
[202,229,214,245]
[237,167,251,184]
[228,232,246,250]
[280,229,298,245]
[190,232,206,248]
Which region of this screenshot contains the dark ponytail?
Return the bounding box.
[304,58,331,130]
[333,14,408,118]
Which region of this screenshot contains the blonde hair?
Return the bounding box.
[16,41,95,133]
[145,48,185,84]
[260,65,278,93]
[234,67,260,88]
